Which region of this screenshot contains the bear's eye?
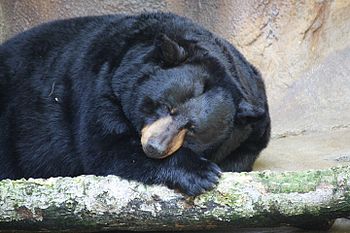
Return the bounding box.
[170,108,178,116]
[157,102,172,115]
[185,121,196,135]
[163,103,171,112]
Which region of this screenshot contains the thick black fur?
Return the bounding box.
[0,12,270,196]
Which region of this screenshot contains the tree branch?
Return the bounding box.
[1,166,350,232]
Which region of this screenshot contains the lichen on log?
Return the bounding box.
[0,166,350,232]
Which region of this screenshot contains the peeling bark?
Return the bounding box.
[1,166,350,232]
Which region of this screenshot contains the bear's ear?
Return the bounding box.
[155,34,187,65]
[236,100,265,125]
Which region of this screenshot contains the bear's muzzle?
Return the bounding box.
[141,116,187,159]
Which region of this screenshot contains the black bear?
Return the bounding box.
[0,12,270,196]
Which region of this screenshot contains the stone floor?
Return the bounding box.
[254,127,350,171]
[254,127,350,232]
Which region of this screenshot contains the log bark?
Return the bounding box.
[1,166,350,232]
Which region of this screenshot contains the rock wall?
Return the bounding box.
[0,3,4,42]
[1,0,349,137]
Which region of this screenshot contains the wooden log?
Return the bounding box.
[1,166,350,232]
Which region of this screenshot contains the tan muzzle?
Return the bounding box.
[141,116,187,159]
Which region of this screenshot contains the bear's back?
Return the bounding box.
[0,15,119,73]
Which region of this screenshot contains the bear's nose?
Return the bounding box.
[144,141,165,158]
[141,116,187,159]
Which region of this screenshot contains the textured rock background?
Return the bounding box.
[0,0,349,137]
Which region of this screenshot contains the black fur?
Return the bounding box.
[0,12,270,196]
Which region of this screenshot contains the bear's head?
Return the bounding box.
[113,33,265,159]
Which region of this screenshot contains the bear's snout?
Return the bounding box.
[141,116,187,159]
